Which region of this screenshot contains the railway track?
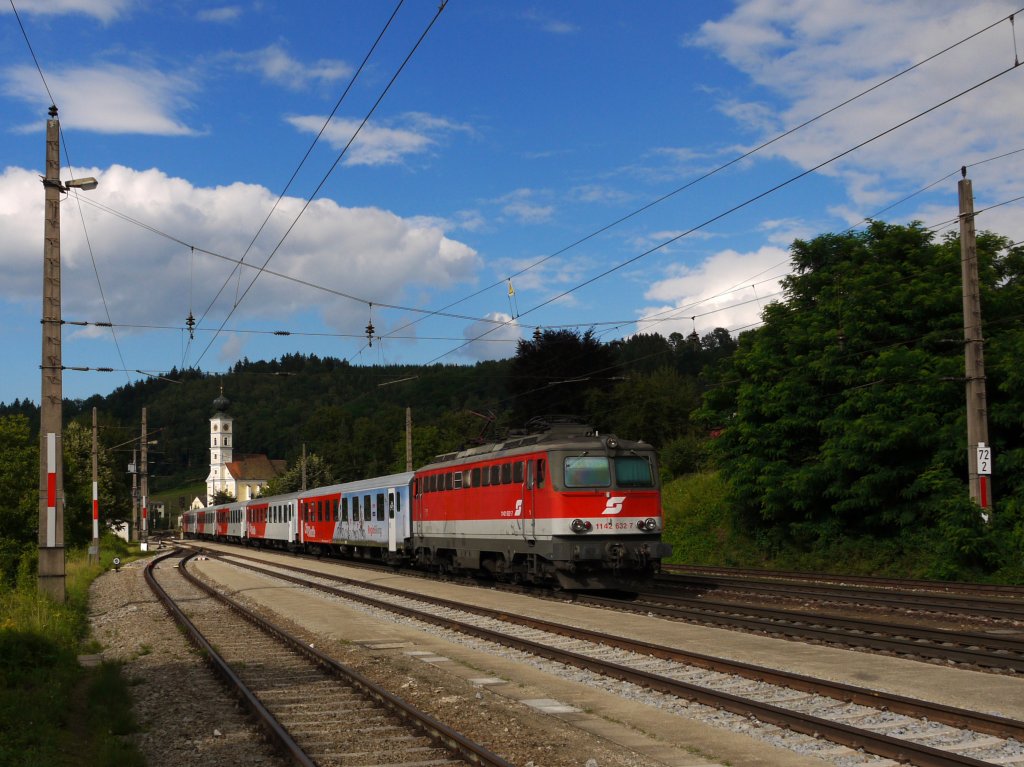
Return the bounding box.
[655,571,1024,622]
[195,547,1024,767]
[661,564,1024,599]
[583,591,1024,673]
[177,540,1024,671]
[145,549,512,767]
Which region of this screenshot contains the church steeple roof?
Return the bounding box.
[212,385,230,415]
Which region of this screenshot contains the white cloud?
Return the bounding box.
[0,163,481,368]
[521,11,578,35]
[3,64,197,135]
[640,245,791,337]
[287,112,466,166]
[1,0,131,22]
[570,184,633,206]
[198,6,242,23]
[459,312,522,360]
[495,188,554,225]
[758,218,818,246]
[692,1,1024,215]
[234,44,351,90]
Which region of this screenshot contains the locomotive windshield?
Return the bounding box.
[562,453,656,488]
[614,455,655,487]
[564,456,611,487]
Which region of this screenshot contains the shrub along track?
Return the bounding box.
[195,546,1024,767]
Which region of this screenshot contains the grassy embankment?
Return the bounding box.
[661,471,1016,580]
[0,538,146,767]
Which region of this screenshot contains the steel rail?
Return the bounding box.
[599,593,1024,671]
[174,550,513,767]
[212,548,1024,742]
[661,564,1024,598]
[201,548,1020,767]
[655,573,1024,619]
[144,550,317,767]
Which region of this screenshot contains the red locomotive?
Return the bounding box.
[184,418,671,590]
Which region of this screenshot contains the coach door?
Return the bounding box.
[387,489,397,552]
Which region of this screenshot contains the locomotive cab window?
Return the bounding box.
[614,455,655,487]
[564,456,611,488]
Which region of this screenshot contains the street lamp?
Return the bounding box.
[38,105,98,601]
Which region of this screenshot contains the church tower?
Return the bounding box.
[206,388,234,504]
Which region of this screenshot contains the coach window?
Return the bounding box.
[513,461,524,484]
[341,497,348,522]
[363,495,371,521]
[352,496,360,521]
[376,493,385,521]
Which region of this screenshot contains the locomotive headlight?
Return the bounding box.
[637,517,658,531]
[571,518,592,534]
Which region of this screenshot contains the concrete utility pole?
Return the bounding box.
[90,407,99,564]
[38,107,65,600]
[131,447,138,542]
[958,172,993,516]
[141,407,149,544]
[37,106,98,600]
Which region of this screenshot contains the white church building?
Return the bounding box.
[205,389,285,505]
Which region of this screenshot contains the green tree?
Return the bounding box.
[211,489,237,504]
[509,328,614,425]
[263,454,336,495]
[0,414,36,584]
[698,221,1024,562]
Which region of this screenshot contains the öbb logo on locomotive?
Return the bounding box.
[183,419,671,590]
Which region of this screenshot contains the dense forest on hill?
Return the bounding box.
[2,221,1023,583]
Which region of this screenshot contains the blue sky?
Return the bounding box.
[2,1,1023,404]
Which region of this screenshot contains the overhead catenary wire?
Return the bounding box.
[193,0,449,369]
[12,1,1019,382]
[379,5,1024,343]
[190,0,408,346]
[35,5,1021,378]
[9,0,133,386]
[425,57,1024,366]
